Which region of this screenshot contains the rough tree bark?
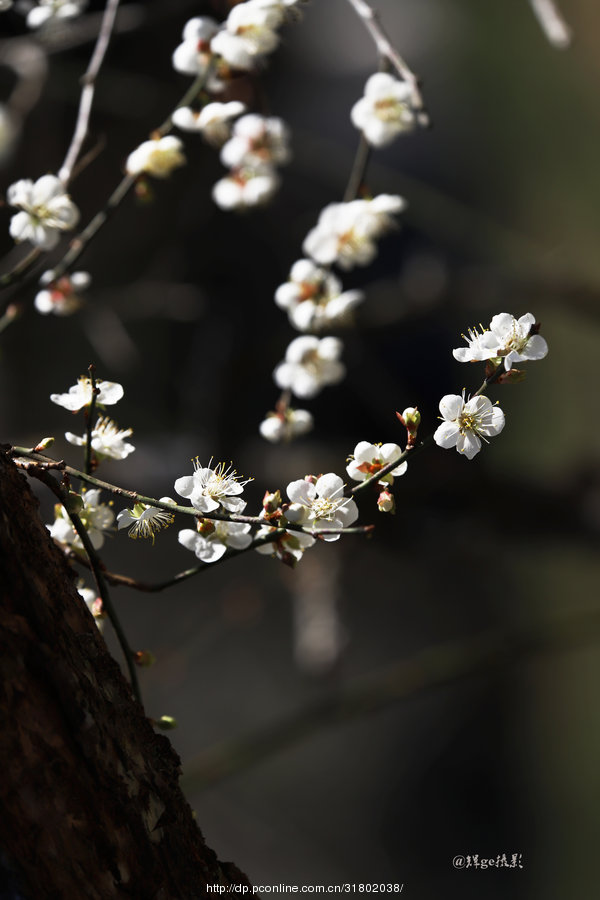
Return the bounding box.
[0,450,250,899]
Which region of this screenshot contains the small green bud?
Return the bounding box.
[154,716,177,731]
[63,491,84,515]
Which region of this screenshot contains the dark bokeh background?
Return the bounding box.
[2,1,600,896]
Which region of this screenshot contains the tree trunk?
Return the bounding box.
[0,451,250,899]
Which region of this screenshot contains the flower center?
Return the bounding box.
[374,98,403,122]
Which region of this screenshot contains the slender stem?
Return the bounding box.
[345,0,427,119]
[84,364,98,476]
[528,0,572,49]
[59,0,123,185]
[9,447,373,537]
[0,247,41,291]
[343,134,372,203]
[28,466,142,704]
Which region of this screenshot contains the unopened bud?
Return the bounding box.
[401,407,421,435]
[197,518,216,536]
[263,489,282,513]
[377,487,395,514]
[134,650,156,667]
[497,368,526,385]
[304,474,318,485]
[34,437,55,452]
[154,715,177,731]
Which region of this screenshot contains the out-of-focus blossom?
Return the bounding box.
[50,376,123,411]
[259,406,313,442]
[211,1,284,70]
[48,489,114,550]
[34,271,90,316]
[27,0,87,29]
[178,519,252,563]
[65,416,134,460]
[273,335,345,398]
[303,195,405,270]
[172,17,220,75]
[125,136,186,179]
[350,72,415,147]
[172,101,246,146]
[433,391,505,459]
[275,259,364,332]
[8,175,79,250]
[221,114,290,168]
[212,166,280,209]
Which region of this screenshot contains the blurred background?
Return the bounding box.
[1,1,600,896]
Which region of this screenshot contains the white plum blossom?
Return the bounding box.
[126,136,185,179]
[211,1,284,70]
[273,335,345,399]
[174,458,251,514]
[452,313,548,370]
[65,416,135,460]
[303,195,406,270]
[27,0,87,29]
[172,17,220,76]
[346,442,408,484]
[172,101,246,146]
[452,325,503,364]
[433,391,505,460]
[178,519,252,563]
[34,270,90,316]
[487,313,549,371]
[117,499,176,543]
[255,525,316,565]
[259,406,313,442]
[212,167,280,210]
[221,114,290,169]
[8,175,79,250]
[275,259,364,332]
[350,72,415,147]
[285,473,359,542]
[48,489,114,551]
[50,376,123,411]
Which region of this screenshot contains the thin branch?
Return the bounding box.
[528,0,572,49]
[345,0,428,121]
[28,466,142,705]
[68,533,287,593]
[9,447,373,537]
[0,247,41,290]
[181,607,600,790]
[58,0,122,185]
[343,134,372,204]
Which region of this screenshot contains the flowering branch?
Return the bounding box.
[25,464,142,705]
[58,0,123,185]
[9,447,374,537]
[345,0,428,120]
[528,0,572,49]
